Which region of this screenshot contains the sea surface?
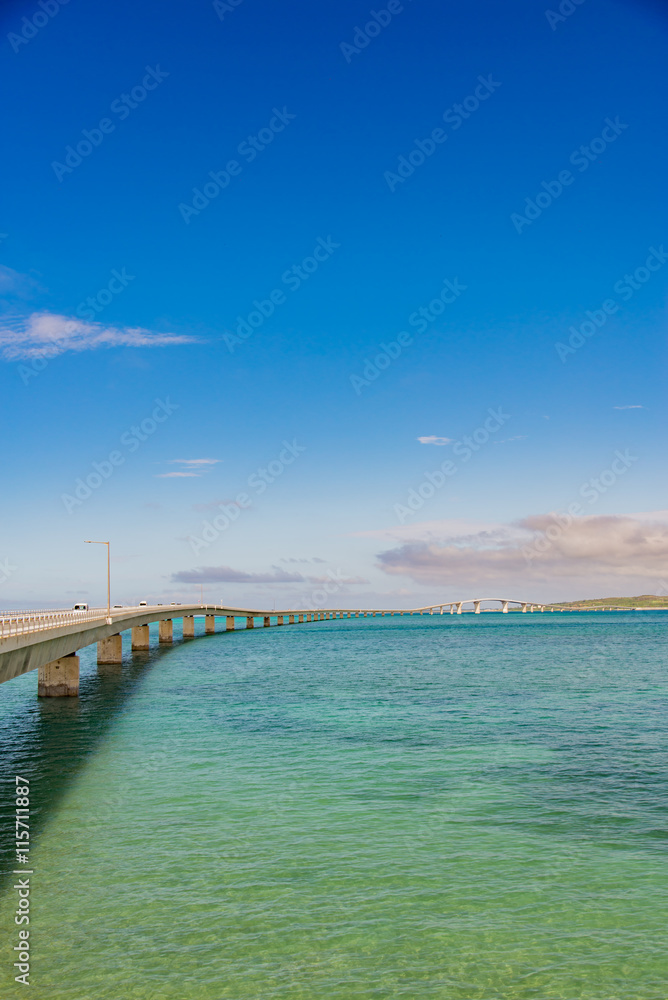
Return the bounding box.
[1,612,666,999]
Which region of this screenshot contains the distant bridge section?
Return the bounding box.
[0,598,630,697]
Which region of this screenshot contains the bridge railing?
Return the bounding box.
[0,608,110,639]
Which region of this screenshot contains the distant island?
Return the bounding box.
[551,595,668,610]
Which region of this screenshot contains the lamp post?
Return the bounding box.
[84,540,111,622]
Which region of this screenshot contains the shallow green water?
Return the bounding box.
[1,613,667,998]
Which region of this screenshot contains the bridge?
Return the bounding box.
[0,597,619,697]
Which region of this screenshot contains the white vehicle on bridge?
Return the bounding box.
[73,603,89,611]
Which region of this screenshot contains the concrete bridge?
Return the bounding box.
[0,597,585,696]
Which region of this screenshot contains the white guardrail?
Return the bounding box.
[0,605,218,640]
[0,608,111,639]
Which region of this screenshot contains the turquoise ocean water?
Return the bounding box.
[1,612,666,998]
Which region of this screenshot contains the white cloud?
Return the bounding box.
[613,405,645,410]
[0,311,197,360]
[375,513,668,599]
[417,435,452,446]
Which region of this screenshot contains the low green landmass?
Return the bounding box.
[549,595,668,609]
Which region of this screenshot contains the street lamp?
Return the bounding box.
[84,540,111,621]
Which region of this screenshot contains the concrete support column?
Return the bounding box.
[246,616,254,629]
[183,616,195,637]
[530,605,535,612]
[522,604,528,613]
[226,616,235,630]
[450,605,454,614]
[159,619,173,643]
[456,604,463,615]
[474,602,481,614]
[38,653,79,697]
[131,625,150,650]
[205,615,216,634]
[264,616,271,627]
[277,615,284,625]
[298,613,303,623]
[502,601,509,613]
[289,614,294,624]
[97,634,122,664]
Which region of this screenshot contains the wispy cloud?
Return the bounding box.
[351,518,509,542]
[157,458,220,479]
[172,566,307,584]
[613,405,645,410]
[169,458,220,467]
[155,471,200,478]
[280,556,327,564]
[417,435,452,446]
[493,435,527,444]
[0,265,43,300]
[0,311,197,360]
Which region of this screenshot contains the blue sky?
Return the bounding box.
[1,0,667,608]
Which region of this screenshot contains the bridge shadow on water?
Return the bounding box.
[0,638,194,893]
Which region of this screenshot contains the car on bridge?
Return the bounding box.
[73,603,89,611]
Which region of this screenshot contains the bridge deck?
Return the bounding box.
[0,599,629,688]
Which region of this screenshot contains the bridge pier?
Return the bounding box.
[289,614,294,624]
[264,616,271,627]
[159,619,173,643]
[205,615,216,634]
[298,613,303,623]
[277,615,284,625]
[226,616,235,630]
[456,603,463,614]
[38,653,79,697]
[246,616,254,628]
[521,603,528,613]
[183,616,195,637]
[131,625,150,650]
[474,602,481,614]
[97,634,123,663]
[502,601,509,613]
